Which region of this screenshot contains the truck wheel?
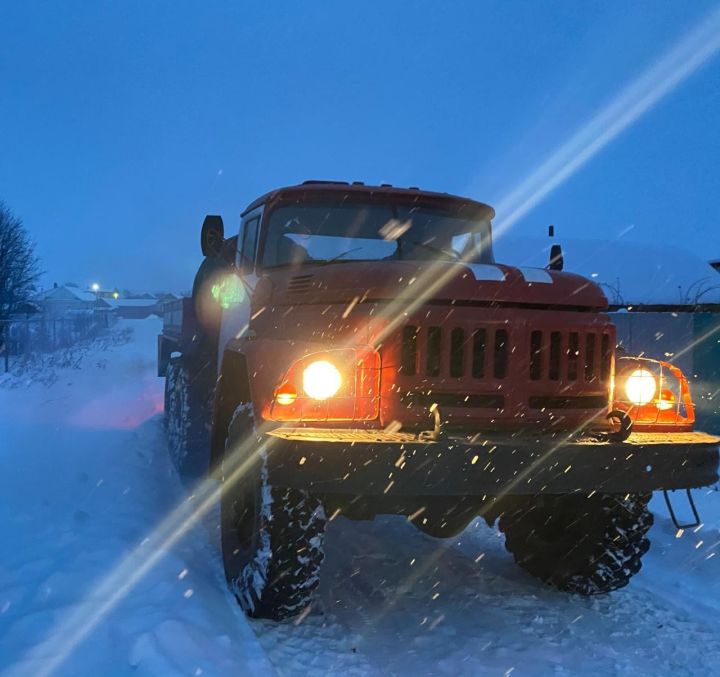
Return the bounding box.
[499,493,653,595]
[221,403,326,620]
[165,358,191,470]
[164,357,212,479]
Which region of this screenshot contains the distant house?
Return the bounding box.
[34,285,99,317]
[10,301,42,318]
[96,289,121,300]
[157,292,182,304]
[103,297,160,319]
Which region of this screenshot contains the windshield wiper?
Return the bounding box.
[315,247,365,266]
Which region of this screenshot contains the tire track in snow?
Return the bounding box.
[267,515,720,676]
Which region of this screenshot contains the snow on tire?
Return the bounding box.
[499,493,653,595]
[165,358,191,471]
[221,403,326,620]
[164,356,213,479]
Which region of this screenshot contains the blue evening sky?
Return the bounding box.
[1,1,719,292]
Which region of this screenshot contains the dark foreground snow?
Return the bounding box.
[0,318,718,676]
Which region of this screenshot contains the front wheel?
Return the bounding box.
[499,493,653,595]
[220,403,327,620]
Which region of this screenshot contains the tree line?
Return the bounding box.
[0,202,40,322]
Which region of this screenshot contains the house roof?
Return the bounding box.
[35,286,98,303]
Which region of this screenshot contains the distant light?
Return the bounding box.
[112,292,119,299]
[91,283,100,292]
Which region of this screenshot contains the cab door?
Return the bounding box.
[217,206,263,370]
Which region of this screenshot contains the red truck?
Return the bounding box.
[158,181,719,620]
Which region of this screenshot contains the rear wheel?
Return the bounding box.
[164,357,212,479]
[499,493,653,595]
[220,403,326,620]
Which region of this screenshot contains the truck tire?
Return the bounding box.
[221,403,326,620]
[499,493,653,595]
[164,357,212,480]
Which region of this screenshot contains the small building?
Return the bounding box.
[157,292,182,305]
[10,301,42,318]
[103,297,160,319]
[33,285,99,317]
[96,289,121,300]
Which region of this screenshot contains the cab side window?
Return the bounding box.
[240,216,260,271]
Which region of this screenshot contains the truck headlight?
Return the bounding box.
[270,348,381,422]
[614,356,695,432]
[303,360,342,400]
[625,368,657,405]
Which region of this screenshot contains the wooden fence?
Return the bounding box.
[0,313,116,372]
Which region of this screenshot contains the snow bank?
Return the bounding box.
[0,319,272,676]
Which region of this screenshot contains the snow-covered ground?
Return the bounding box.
[1,318,718,676]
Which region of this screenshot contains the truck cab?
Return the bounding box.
[160,181,719,621]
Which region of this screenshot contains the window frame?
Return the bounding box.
[238,206,264,273]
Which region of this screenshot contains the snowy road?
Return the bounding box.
[1,319,718,676]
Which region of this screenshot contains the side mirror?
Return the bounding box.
[548,244,564,271]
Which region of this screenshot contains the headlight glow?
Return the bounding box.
[624,368,657,405]
[302,360,342,400]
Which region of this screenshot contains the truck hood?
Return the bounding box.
[263,260,608,310]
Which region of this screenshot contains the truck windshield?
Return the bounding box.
[261,201,493,268]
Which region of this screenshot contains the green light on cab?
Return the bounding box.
[211,275,245,309]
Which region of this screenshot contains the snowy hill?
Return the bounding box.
[0,318,719,676]
[495,237,720,305]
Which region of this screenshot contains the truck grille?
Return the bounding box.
[529,329,612,384]
[385,311,614,430]
[400,324,611,384]
[400,325,509,380]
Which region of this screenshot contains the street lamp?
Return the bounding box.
[91,283,100,292]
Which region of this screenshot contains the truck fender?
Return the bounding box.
[209,349,252,477]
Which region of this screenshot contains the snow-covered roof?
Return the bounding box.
[494,237,720,305]
[34,286,98,303]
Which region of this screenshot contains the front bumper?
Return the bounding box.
[265,428,720,496]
